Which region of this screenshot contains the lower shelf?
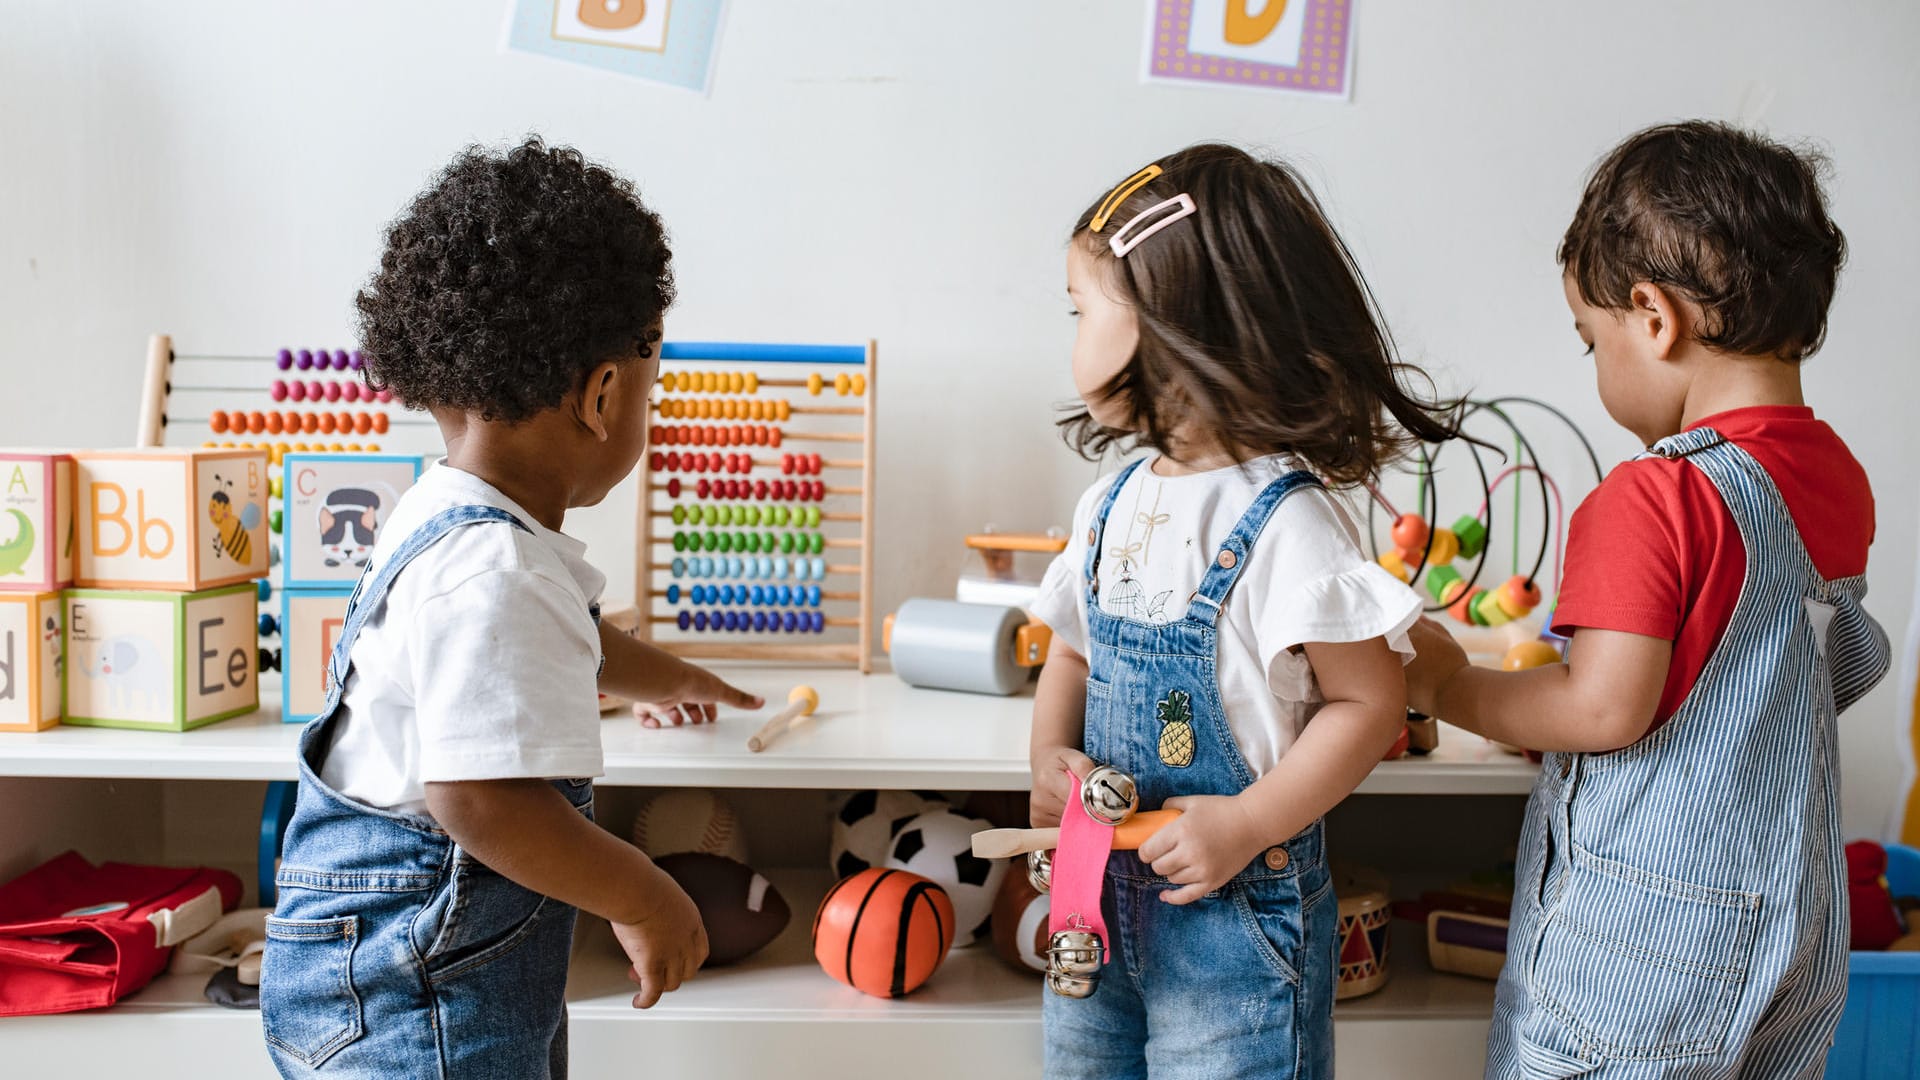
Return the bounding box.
[2,871,1496,1078]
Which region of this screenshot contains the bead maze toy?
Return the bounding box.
[1366,397,1604,671]
[635,341,877,670]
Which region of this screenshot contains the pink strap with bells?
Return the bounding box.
[1048,770,1113,955]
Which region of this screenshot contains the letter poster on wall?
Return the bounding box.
[505,0,729,94]
[1143,0,1356,100]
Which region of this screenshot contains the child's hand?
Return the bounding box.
[1029,745,1100,828]
[610,864,710,1009]
[1404,617,1470,717]
[1136,794,1269,905]
[632,661,765,728]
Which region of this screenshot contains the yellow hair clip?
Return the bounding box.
[1090,164,1164,233]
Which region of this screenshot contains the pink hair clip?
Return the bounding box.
[1107,194,1197,257]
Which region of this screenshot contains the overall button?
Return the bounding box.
[1264,847,1290,871]
[1087,527,1097,545]
[1217,549,1238,569]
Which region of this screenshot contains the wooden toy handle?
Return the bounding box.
[746,686,820,753]
[970,809,1181,859]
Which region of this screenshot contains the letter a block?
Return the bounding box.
[75,449,270,590]
[0,451,76,593]
[65,585,258,730]
[0,591,63,731]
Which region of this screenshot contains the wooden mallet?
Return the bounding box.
[970,809,1183,859]
[746,686,819,753]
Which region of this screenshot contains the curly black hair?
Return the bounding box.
[356,136,673,423]
[1561,121,1845,362]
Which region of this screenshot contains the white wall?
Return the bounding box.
[3,1,1916,837]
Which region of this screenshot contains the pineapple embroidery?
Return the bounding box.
[1157,689,1196,768]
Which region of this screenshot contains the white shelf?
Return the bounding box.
[3,871,1494,1079]
[0,664,1540,795]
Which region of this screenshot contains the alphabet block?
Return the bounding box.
[0,451,76,592]
[74,449,270,590]
[0,591,63,731]
[281,588,351,724]
[64,585,258,730]
[281,453,421,588]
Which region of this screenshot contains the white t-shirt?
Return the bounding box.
[1030,455,1420,777]
[319,463,607,814]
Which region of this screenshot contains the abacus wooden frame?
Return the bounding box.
[634,340,877,672]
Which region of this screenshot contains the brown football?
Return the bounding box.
[654,852,791,966]
[989,864,1049,975]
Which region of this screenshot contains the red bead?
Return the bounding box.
[808,453,823,476]
[289,382,307,402]
[667,478,682,498]
[695,478,710,499]
[271,380,289,402]
[324,383,342,402]
[781,454,794,475]
[308,381,325,400]
[753,480,769,499]
[812,480,826,501]
[768,427,782,448]
[378,389,394,403]
[650,452,666,471]
[666,452,681,471]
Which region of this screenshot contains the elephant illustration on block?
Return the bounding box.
[82,634,169,714]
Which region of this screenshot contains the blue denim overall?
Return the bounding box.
[1488,430,1891,1079]
[262,506,596,1079]
[1045,460,1339,1080]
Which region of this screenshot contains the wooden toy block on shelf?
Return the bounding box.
[280,452,422,589]
[0,591,63,731]
[0,452,76,593]
[74,448,270,590]
[281,588,351,725]
[63,585,259,731]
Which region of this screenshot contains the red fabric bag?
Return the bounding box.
[0,851,242,1015]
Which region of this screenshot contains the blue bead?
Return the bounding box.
[808,585,822,607]
[671,558,685,578]
[812,611,826,633]
[257,580,273,601]
[783,612,797,632]
[693,612,708,631]
[812,558,826,580]
[258,614,277,636]
[677,610,691,631]
[666,584,680,604]
[772,557,787,580]
[754,611,768,631]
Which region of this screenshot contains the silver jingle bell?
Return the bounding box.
[1026,848,1053,895]
[1047,929,1105,978]
[1047,969,1099,998]
[1080,765,1139,826]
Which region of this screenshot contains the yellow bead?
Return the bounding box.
[835,372,851,396]
[1427,528,1460,566]
[851,373,866,396]
[1494,587,1529,619]
[1474,589,1514,626]
[1503,641,1563,671]
[808,372,824,396]
[744,372,759,394]
[368,443,381,452]
[1377,550,1410,583]
[703,371,718,393]
[777,399,792,422]
[729,372,744,393]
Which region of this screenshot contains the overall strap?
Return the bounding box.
[326,505,532,693]
[1186,469,1323,627]
[1083,458,1149,599]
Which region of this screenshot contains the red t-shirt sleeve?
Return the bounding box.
[1551,463,1687,641]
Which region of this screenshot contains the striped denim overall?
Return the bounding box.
[1044,460,1339,1080]
[1488,429,1890,1079]
[263,505,596,1079]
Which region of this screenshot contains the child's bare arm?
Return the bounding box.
[424,778,706,1008]
[1138,636,1407,904]
[598,621,764,725]
[1030,637,1098,828]
[1407,618,1670,753]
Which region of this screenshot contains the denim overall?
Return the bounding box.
[1488,430,1890,1079]
[262,506,596,1079]
[1044,461,1338,1080]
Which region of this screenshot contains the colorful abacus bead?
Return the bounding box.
[1497,576,1543,618]
[1453,515,1489,560]
[1391,514,1428,558]
[277,348,294,370]
[808,373,824,396]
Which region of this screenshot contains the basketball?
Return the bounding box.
[989,866,1050,975]
[885,808,1005,945]
[811,868,955,998]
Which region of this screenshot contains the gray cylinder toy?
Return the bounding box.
[886,598,1038,696]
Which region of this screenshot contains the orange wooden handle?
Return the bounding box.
[1112,809,1182,850]
[964,533,1069,554]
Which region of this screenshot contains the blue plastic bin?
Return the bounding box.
[1827,843,1920,1078]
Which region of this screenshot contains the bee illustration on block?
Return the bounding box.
[207,472,261,563]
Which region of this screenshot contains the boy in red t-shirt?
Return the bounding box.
[1409,122,1891,1077]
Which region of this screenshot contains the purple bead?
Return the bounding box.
[693,612,709,631]
[677,610,692,631]
[753,612,768,632]
[296,349,313,370]
[783,612,798,632]
[811,611,825,633]
[332,349,350,370]
[350,350,365,370]
[276,348,294,370]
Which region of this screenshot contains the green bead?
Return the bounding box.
[764,532,777,552]
[671,505,687,526]
[747,506,762,526]
[781,533,796,554]
[698,505,713,526]
[705,530,720,552]
[736,531,751,552]
[1425,564,1464,604]
[776,506,791,526]
[806,506,821,528]
[811,532,825,555]
[673,531,688,552]
[1452,514,1488,560]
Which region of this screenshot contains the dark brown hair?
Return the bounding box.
[1560,121,1845,362]
[1062,143,1458,486]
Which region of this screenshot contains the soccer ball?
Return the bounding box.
[829,790,948,879]
[885,808,1006,945]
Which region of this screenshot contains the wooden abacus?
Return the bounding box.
[635,341,877,672]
